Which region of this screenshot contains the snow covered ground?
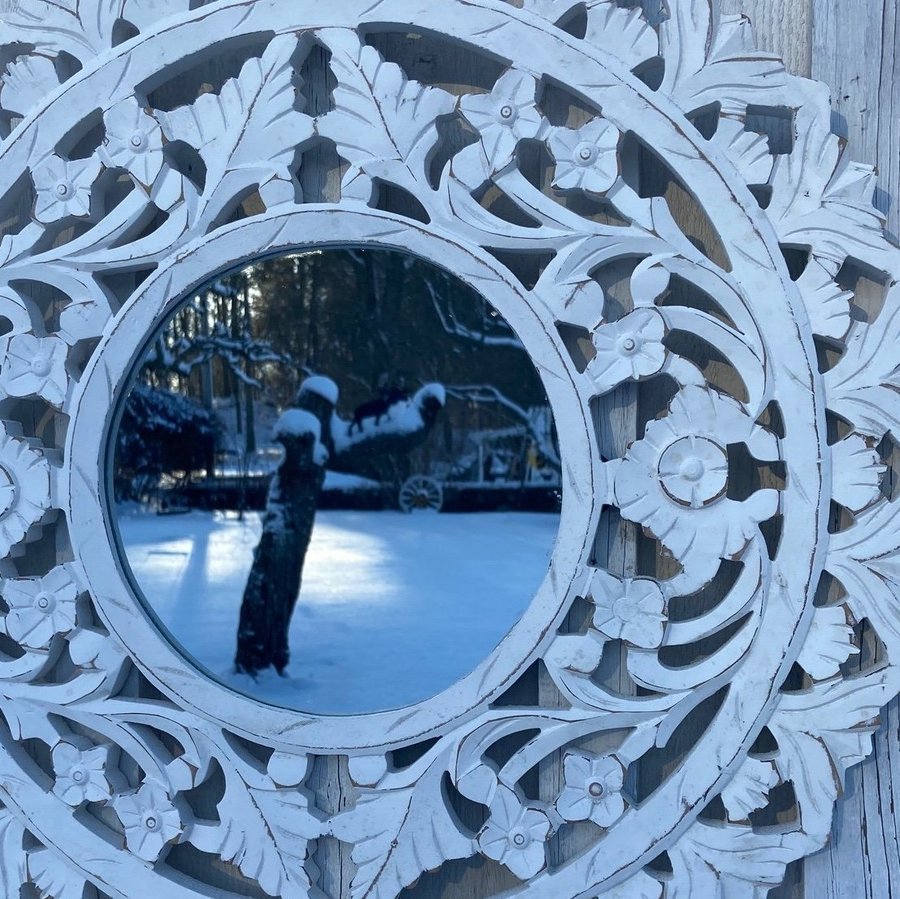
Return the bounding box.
[117,508,559,714]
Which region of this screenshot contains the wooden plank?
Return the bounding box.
[801,2,900,896]
[812,0,900,243]
[718,0,811,76]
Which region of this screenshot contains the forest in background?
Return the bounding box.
[115,248,558,497]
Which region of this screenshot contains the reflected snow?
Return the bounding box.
[120,508,557,713]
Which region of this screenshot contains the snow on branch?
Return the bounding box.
[331,383,446,456]
[145,322,299,388]
[423,278,525,350]
[446,384,560,468]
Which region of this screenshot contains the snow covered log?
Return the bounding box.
[330,382,446,474]
[234,376,444,675]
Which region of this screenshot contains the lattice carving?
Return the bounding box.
[0,1,897,896]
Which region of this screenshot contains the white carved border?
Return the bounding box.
[0,0,896,896]
[68,206,597,751]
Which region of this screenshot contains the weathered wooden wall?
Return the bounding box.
[723,2,900,896]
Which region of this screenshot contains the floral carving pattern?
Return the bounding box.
[52,741,116,806]
[2,567,78,650]
[477,786,552,879]
[100,98,165,186]
[556,752,627,827]
[549,117,620,193]
[0,0,896,896]
[0,334,69,407]
[31,155,101,223]
[113,780,184,861]
[459,70,546,171]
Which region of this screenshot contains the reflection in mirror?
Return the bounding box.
[113,249,560,713]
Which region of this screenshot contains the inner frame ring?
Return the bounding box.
[65,205,599,753]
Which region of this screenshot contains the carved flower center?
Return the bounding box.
[71,767,87,784]
[30,355,51,377]
[618,335,639,355]
[509,827,530,848]
[575,141,597,165]
[35,592,53,612]
[679,457,705,481]
[498,104,516,122]
[144,814,160,831]
[55,181,72,199]
[658,436,728,507]
[588,780,605,798]
[129,132,146,150]
[612,595,638,622]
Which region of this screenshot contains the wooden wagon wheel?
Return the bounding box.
[398,475,444,513]
[0,1,897,896]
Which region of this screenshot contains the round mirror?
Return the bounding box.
[112,248,560,713]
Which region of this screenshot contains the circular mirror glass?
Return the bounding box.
[112,248,560,714]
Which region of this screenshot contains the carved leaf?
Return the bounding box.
[0,806,26,895]
[0,0,191,64]
[0,55,61,119]
[769,674,889,837]
[825,287,900,440]
[318,30,456,192]
[0,698,65,745]
[520,1,657,70]
[660,2,786,115]
[827,497,900,656]
[720,758,778,821]
[832,434,884,513]
[157,35,313,216]
[598,871,663,899]
[0,0,119,61]
[332,776,476,899]
[797,258,853,341]
[667,822,818,897]
[190,770,320,899]
[27,846,87,899]
[796,605,859,681]
[119,0,192,32]
[711,118,773,186]
[772,139,886,265]
[58,299,112,344]
[582,1,658,72]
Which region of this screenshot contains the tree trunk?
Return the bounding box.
[234,377,445,675]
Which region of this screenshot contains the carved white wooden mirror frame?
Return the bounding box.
[0,0,898,896]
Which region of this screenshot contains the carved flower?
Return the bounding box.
[555,752,626,827]
[587,307,666,394]
[114,780,183,861]
[459,70,546,170]
[549,117,620,193]
[3,566,78,650]
[31,154,101,223]
[52,741,113,806]
[0,334,69,406]
[612,386,780,580]
[101,98,164,185]
[477,785,551,880]
[0,424,50,557]
[590,570,667,648]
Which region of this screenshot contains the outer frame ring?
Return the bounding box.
[65,205,599,754]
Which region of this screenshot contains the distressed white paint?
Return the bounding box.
[0,1,897,896]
